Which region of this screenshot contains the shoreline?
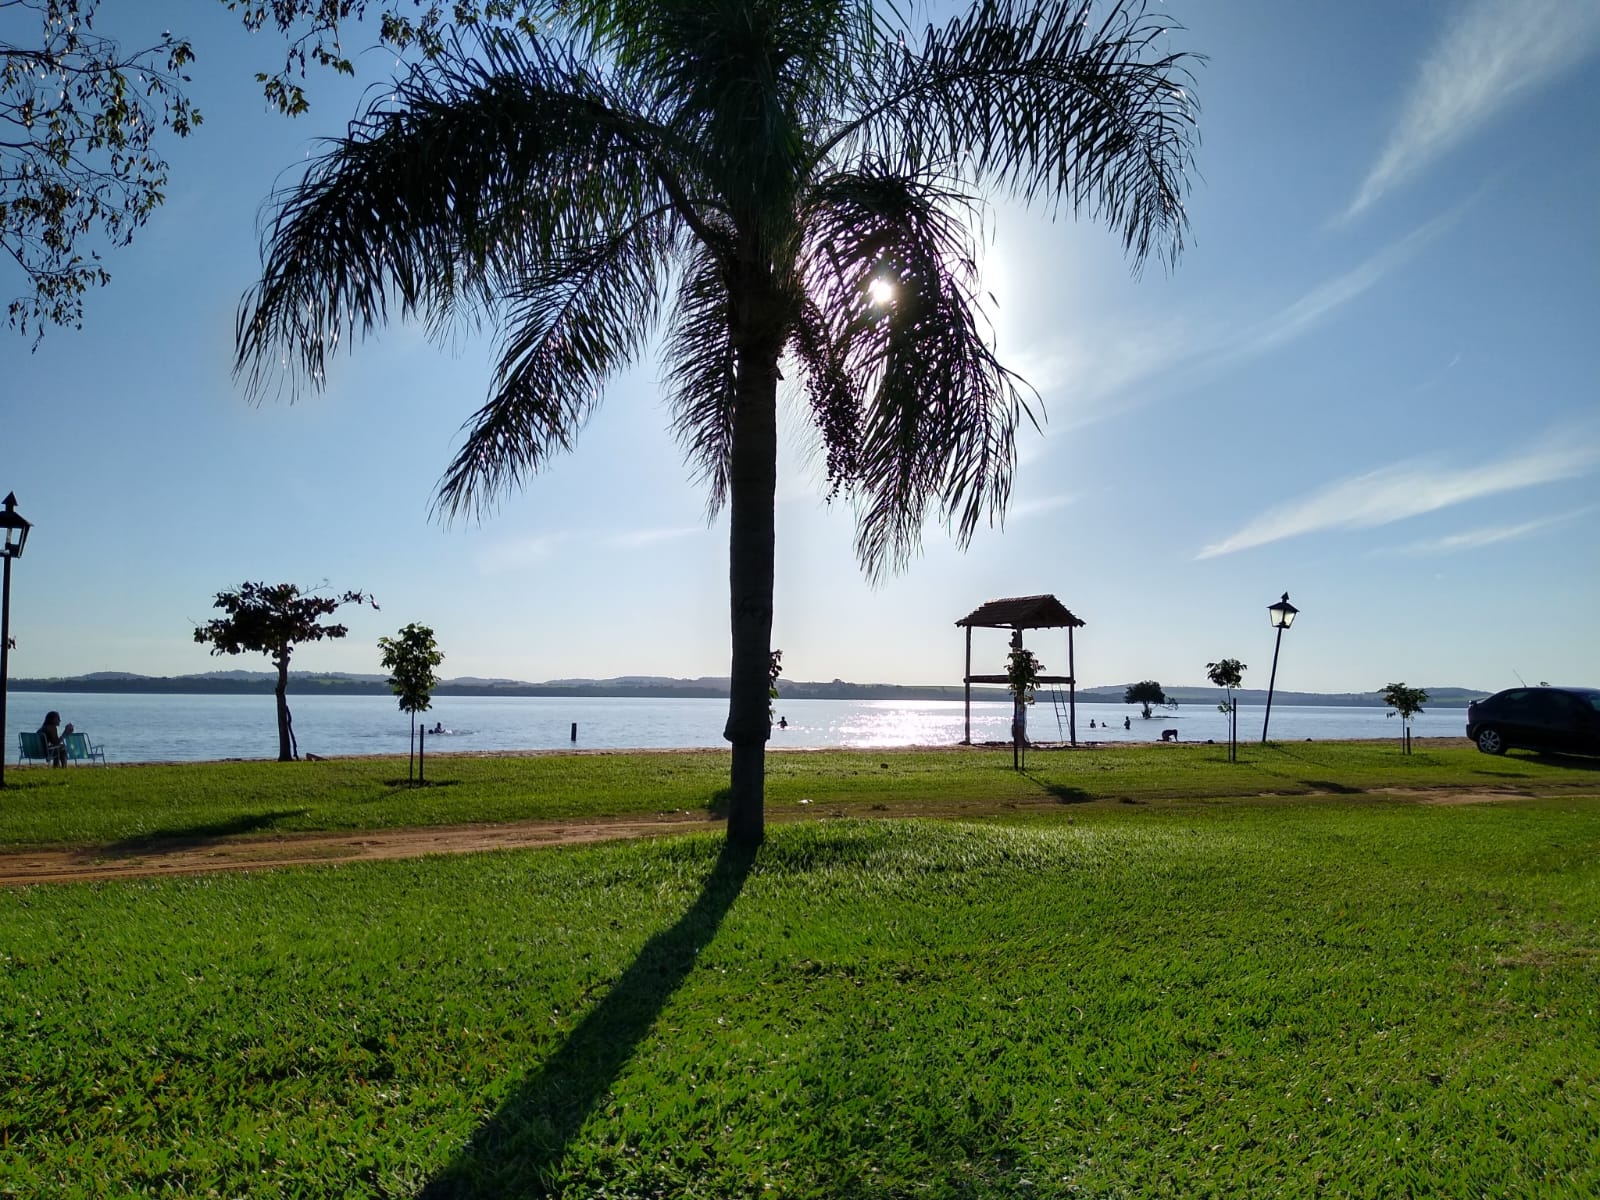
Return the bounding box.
[10,736,1472,770]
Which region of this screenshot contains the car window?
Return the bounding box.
[1525,693,1556,720]
[1543,693,1582,719]
[1495,690,1532,714]
[1584,694,1600,715]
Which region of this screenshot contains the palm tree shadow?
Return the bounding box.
[419,839,754,1198]
[1299,779,1362,794]
[1022,771,1090,804]
[706,786,732,818]
[93,810,307,857]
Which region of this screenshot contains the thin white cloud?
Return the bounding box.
[1386,506,1594,555]
[477,525,703,570]
[1032,213,1450,422]
[1198,439,1600,559]
[1342,0,1600,222]
[1009,493,1077,520]
[1224,205,1465,371]
[476,533,569,574]
[601,526,701,550]
[1013,320,1194,412]
[1207,220,1441,372]
[1411,352,1463,395]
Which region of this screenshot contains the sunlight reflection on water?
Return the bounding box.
[9,692,1468,763]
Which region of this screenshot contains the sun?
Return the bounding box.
[866,276,896,307]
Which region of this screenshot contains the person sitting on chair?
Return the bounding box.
[39,711,68,767]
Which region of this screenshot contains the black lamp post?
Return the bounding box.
[0,493,33,787]
[1260,591,1298,744]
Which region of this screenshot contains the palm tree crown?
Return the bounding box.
[237,0,1200,845]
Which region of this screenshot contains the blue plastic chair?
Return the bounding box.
[65,731,107,765]
[18,729,63,764]
[17,731,54,765]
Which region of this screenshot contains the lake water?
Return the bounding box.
[8,691,1468,764]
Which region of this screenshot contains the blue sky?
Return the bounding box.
[3,0,1597,693]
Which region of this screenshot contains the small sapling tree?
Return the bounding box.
[379,623,444,784]
[1124,680,1169,720]
[1206,658,1247,762]
[1006,639,1044,769]
[194,582,376,761]
[1382,682,1428,756]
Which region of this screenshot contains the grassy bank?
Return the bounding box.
[1,740,1596,851]
[2,802,1597,1197]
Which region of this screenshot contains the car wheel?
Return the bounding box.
[1476,727,1506,755]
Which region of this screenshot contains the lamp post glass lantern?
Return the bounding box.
[0,492,33,787]
[1260,591,1298,744]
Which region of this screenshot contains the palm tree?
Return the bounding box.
[236,0,1200,847]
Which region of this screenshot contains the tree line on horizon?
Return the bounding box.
[14,664,1484,709]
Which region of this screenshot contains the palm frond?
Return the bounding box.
[235,31,686,404]
[437,214,677,518]
[797,163,1037,578]
[663,240,738,516]
[834,0,1199,271]
[566,1,881,252]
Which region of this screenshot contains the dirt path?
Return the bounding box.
[0,814,723,886]
[0,785,1558,887]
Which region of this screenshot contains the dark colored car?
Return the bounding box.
[1466,686,1600,756]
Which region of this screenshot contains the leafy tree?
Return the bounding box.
[221,1,543,115]
[1,0,510,340]
[1,0,199,339]
[1381,682,1428,756]
[193,582,376,761]
[1124,680,1168,720]
[1205,658,1246,761]
[1006,644,1044,708]
[233,0,1200,846]
[1006,640,1043,767]
[768,649,783,722]
[378,622,444,783]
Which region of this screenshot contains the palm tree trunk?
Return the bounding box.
[723,330,781,849]
[274,654,294,762]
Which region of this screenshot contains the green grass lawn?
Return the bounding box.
[1,763,1597,1196]
[1,740,1595,851]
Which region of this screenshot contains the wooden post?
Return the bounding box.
[963,624,972,745]
[571,722,578,742]
[1067,625,1078,747]
[1010,629,1026,768]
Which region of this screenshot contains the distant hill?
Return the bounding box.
[10,671,1490,706]
[1073,685,1489,709]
